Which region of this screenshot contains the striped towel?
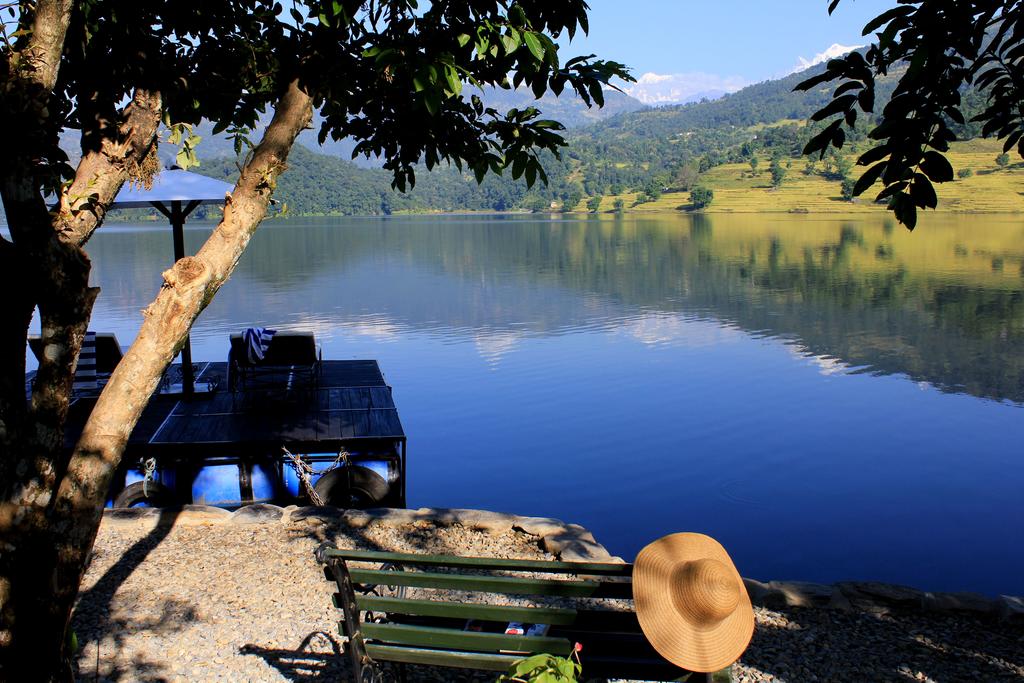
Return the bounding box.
[73,331,97,392]
[243,327,276,364]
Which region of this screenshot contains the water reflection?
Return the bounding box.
[85,213,1024,404]
[48,214,1024,595]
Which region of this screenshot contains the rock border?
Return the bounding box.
[101,504,1022,622]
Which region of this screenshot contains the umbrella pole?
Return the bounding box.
[170,200,195,398]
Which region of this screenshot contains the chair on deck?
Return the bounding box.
[28,332,124,395]
[227,331,322,398]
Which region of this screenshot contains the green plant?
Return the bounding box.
[996,152,1011,168]
[613,198,626,213]
[498,649,582,683]
[958,167,974,179]
[841,176,857,200]
[690,185,714,209]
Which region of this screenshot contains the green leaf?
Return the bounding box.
[423,90,440,116]
[811,94,858,122]
[862,6,914,36]
[525,159,537,187]
[511,153,527,180]
[853,161,887,196]
[910,173,938,209]
[890,192,918,230]
[445,66,462,96]
[523,32,544,61]
[513,655,550,676]
[919,151,954,183]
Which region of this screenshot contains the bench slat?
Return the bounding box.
[327,548,632,576]
[364,644,522,672]
[348,568,612,597]
[361,622,573,656]
[356,595,580,625]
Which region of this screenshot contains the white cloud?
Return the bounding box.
[790,43,863,75]
[616,313,742,348]
[474,331,523,366]
[623,72,749,106]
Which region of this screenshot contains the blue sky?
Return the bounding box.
[559,0,896,103]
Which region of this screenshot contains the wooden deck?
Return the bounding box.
[49,360,405,458]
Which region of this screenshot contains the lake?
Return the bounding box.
[37,213,1024,596]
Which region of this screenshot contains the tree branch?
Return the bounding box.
[54,89,164,247]
[51,76,313,537]
[14,0,73,93]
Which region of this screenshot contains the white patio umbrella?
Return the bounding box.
[111,169,235,396]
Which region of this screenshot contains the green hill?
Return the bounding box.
[173,61,1012,217]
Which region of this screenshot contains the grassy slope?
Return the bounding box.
[586,138,1024,215]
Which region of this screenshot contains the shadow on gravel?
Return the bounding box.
[73,507,192,682]
[741,607,1024,683]
[284,508,536,558]
[240,631,349,681]
[242,635,495,683]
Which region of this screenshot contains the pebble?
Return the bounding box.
[72,513,1024,683]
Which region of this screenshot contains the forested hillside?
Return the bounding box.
[102,59,1000,218]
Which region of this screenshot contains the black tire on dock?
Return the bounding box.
[313,467,389,509]
[114,481,175,508]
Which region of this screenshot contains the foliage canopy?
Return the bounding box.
[798,0,1024,228]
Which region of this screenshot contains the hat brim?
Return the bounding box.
[632,533,754,672]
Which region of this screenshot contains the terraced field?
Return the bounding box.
[588,138,1024,216]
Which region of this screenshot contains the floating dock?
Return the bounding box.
[33,360,407,507]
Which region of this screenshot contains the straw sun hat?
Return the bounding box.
[632,533,754,673]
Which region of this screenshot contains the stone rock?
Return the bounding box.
[996,595,1024,621]
[341,510,373,528]
[513,516,570,538]
[766,581,837,608]
[923,591,995,615]
[229,503,284,524]
[288,505,347,524]
[102,507,161,525]
[563,523,597,544]
[175,505,232,524]
[838,581,926,609]
[744,578,788,609]
[428,508,518,532]
[543,533,614,562]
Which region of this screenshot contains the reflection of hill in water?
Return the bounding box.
[88,215,1024,403]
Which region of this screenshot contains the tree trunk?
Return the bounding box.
[0,79,313,681]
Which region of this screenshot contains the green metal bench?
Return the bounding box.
[315,544,734,682]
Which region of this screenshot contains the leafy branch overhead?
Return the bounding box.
[305,0,633,191]
[797,0,1024,229]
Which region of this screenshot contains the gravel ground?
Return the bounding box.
[73,515,1024,683]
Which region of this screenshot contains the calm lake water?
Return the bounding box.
[33,213,1024,595]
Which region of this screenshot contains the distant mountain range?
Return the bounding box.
[43,57,988,220]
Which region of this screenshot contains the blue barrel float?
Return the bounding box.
[110,452,399,509]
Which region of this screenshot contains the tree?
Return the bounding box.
[749,156,760,174]
[672,164,700,191]
[0,2,629,677]
[996,152,1011,168]
[799,0,1024,229]
[586,195,603,213]
[613,197,625,212]
[690,186,714,209]
[841,176,857,200]
[770,159,787,188]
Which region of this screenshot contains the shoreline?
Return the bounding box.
[75,505,1024,682]
[98,504,1024,613]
